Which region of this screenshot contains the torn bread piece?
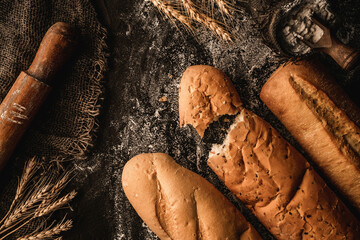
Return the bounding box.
[179,65,242,137]
[122,153,262,240]
[208,109,360,240]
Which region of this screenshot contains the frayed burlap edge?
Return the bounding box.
[61,25,108,160]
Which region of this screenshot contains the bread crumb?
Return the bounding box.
[159,96,167,102]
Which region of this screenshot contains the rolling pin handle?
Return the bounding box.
[0,22,77,171]
[27,22,78,84]
[322,37,360,71]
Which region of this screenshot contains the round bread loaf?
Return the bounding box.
[122,153,262,240]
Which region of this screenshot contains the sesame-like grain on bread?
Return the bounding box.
[208,109,360,240]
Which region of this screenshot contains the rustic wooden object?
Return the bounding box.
[303,18,360,71]
[0,22,77,171]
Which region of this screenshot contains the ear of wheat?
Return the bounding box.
[151,0,193,30]
[150,0,244,42]
[215,0,231,15]
[0,157,76,240]
[17,219,72,240]
[180,0,232,41]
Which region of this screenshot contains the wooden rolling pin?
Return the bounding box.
[301,17,360,71]
[0,22,77,171]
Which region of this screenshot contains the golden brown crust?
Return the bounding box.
[260,60,360,212]
[208,109,360,240]
[179,65,242,137]
[122,153,262,240]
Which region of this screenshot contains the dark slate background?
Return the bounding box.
[63,0,360,239]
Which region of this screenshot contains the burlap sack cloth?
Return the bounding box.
[0,0,107,238]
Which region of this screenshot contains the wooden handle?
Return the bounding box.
[0,22,77,171]
[27,22,77,83]
[322,37,360,71]
[0,73,51,170]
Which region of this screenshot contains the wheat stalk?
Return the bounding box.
[214,0,231,15]
[0,185,50,231]
[151,0,193,29]
[180,0,232,41]
[16,157,39,202]
[150,0,233,42]
[215,0,230,14]
[17,220,72,240]
[34,190,77,218]
[200,13,232,41]
[0,158,76,240]
[0,158,39,226]
[38,170,73,210]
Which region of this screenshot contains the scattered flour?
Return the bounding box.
[105,1,281,239]
[280,0,336,55]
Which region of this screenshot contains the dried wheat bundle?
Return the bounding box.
[150,0,241,42]
[17,219,72,240]
[0,157,76,240]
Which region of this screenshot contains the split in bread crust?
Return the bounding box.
[122,153,262,240]
[208,109,360,240]
[179,65,242,137]
[260,60,360,213]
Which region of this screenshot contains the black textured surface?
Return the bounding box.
[65,0,360,239]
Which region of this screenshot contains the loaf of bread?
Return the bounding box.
[208,109,360,239]
[122,153,262,240]
[178,65,360,239]
[260,60,360,213]
[179,65,242,137]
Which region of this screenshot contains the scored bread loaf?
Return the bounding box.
[208,109,360,239]
[178,65,360,239]
[122,153,262,240]
[260,60,360,212]
[179,65,242,137]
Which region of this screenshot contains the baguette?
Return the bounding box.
[179,65,242,137]
[260,60,360,212]
[122,153,262,240]
[208,109,360,239]
[177,65,360,239]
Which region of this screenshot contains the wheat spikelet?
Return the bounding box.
[17,220,72,240]
[180,0,232,41]
[1,185,50,230]
[179,0,197,17]
[151,0,193,29]
[34,190,77,218]
[38,170,73,210]
[0,158,39,227]
[0,158,76,240]
[16,157,39,202]
[214,0,231,15]
[50,171,72,194]
[199,13,232,42]
[150,0,233,42]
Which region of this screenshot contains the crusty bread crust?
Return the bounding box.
[122,153,262,240]
[179,65,242,137]
[260,60,360,213]
[208,109,360,240]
